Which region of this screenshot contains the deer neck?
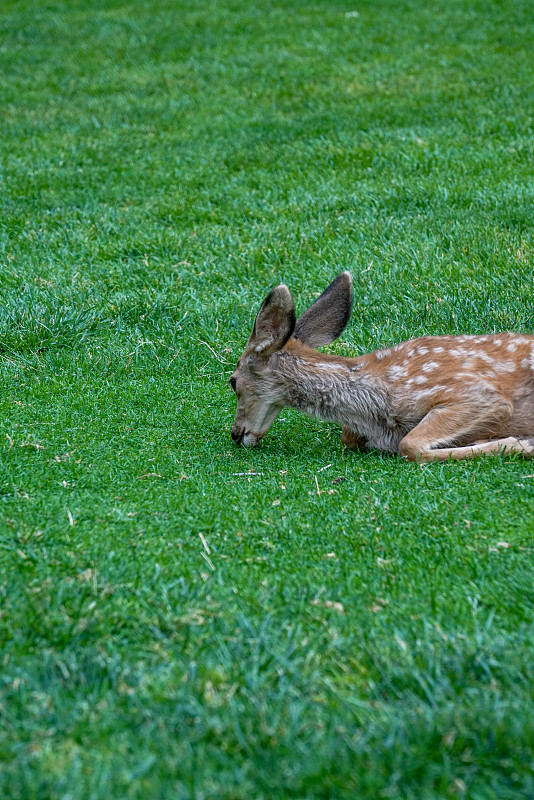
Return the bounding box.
[276,344,390,427]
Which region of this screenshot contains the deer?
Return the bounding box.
[229,272,534,462]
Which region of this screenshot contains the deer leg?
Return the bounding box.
[414,437,534,462]
[341,426,368,451]
[398,402,534,462]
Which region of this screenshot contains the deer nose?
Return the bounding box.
[231,427,245,444]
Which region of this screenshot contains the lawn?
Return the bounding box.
[1,0,534,797]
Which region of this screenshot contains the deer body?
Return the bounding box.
[230,273,534,461]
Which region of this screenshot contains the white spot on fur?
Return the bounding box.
[506,342,517,353]
[450,347,470,358]
[492,360,516,373]
[387,365,408,380]
[414,375,428,384]
[417,346,429,355]
[422,361,439,373]
[407,349,415,357]
[375,348,392,361]
[433,346,444,353]
[494,339,502,346]
[413,385,446,399]
[477,351,496,365]
[521,358,529,369]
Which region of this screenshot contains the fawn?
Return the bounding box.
[229,273,534,461]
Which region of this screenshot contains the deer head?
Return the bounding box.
[229,272,353,446]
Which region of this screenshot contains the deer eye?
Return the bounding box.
[229,377,237,392]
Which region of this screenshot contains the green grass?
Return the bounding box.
[1,0,534,797]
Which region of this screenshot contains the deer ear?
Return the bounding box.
[248,284,296,356]
[293,272,353,348]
